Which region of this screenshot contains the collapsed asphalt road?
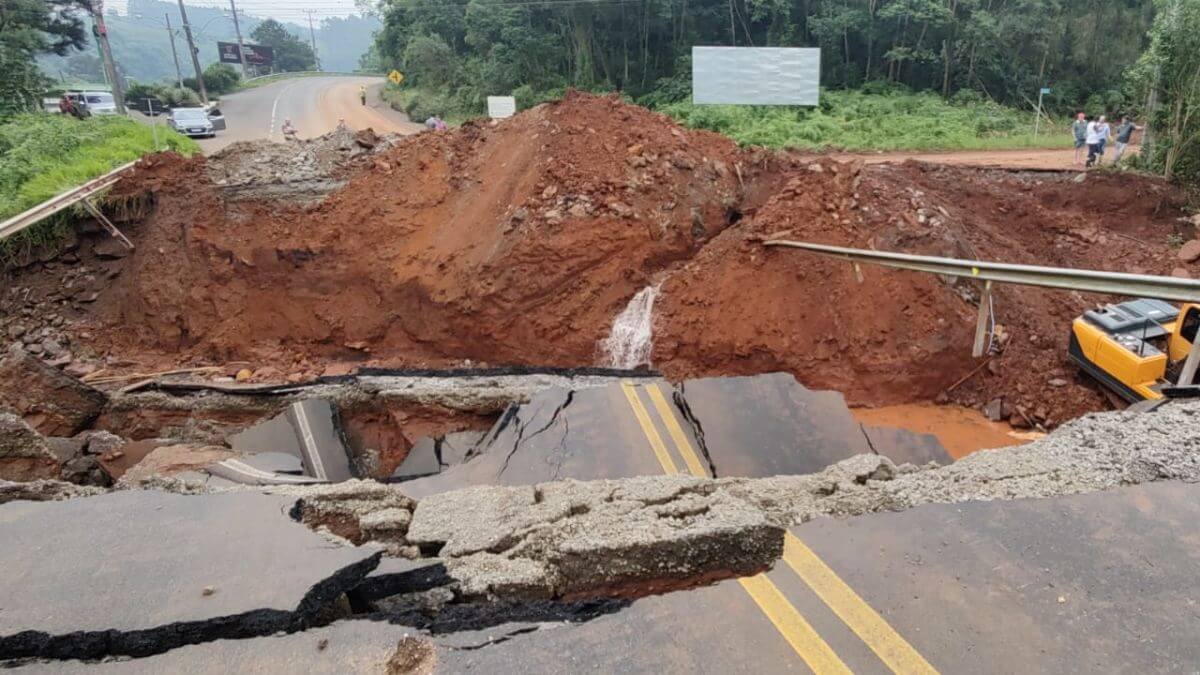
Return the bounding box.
[2,397,1199,671]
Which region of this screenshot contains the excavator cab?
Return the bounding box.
[1068,299,1199,402]
[1168,304,1200,362]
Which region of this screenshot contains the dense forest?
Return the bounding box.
[372,0,1155,113]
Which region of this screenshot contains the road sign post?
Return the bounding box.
[1035,86,1051,137]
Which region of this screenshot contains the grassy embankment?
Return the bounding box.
[0,114,199,264]
[655,89,1073,152]
[383,83,1071,152]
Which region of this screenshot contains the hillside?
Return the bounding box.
[37,0,379,84]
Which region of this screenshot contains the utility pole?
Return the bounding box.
[90,0,126,114]
[177,0,208,103]
[228,0,249,77]
[304,10,321,71]
[164,13,185,89]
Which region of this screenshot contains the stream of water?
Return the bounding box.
[600,284,661,369]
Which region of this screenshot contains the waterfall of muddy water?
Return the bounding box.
[600,284,661,369]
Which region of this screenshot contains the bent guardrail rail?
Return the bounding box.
[0,161,138,243]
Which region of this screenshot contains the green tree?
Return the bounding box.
[202,62,240,95]
[0,0,90,115]
[250,18,316,73]
[1132,0,1200,182]
[403,34,456,86]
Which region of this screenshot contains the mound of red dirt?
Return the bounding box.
[7,92,1194,426]
[95,91,753,371]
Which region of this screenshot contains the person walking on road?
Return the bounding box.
[1112,117,1142,164]
[1085,115,1111,168]
[359,85,367,106]
[1073,112,1089,166]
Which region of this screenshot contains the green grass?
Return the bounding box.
[0,113,199,264]
[654,89,1074,152]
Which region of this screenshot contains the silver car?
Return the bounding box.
[168,108,216,138]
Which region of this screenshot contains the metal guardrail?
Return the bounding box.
[763,240,1200,303]
[241,71,381,84]
[0,161,138,242]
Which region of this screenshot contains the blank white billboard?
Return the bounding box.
[487,96,517,119]
[692,47,821,105]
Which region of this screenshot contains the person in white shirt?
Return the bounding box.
[1085,115,1111,168]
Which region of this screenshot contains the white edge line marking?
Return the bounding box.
[292,401,326,480]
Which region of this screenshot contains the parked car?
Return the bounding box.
[167,107,216,137]
[70,91,118,115]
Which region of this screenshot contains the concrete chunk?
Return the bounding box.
[406,475,784,600]
[230,399,355,482]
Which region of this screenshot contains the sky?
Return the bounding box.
[104,0,371,22]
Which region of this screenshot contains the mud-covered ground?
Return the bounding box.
[2,92,1196,426]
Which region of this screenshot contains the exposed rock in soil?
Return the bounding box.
[118,444,238,485]
[0,346,107,436]
[0,413,61,481]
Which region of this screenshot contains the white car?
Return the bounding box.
[71,91,118,115]
[167,107,216,138]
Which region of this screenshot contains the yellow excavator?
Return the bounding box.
[1068,299,1200,402]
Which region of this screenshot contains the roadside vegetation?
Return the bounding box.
[384,79,1069,152]
[653,87,1070,152]
[0,114,198,263]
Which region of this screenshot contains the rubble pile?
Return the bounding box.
[205,125,392,201]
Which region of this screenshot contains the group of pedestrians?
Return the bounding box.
[1073,112,1141,168]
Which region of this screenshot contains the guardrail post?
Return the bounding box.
[972,280,993,358]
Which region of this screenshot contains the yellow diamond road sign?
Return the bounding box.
[388,70,404,85]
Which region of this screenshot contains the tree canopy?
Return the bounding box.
[372,0,1155,112]
[250,18,316,73]
[0,0,90,114]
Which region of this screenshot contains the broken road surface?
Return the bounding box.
[436,479,1200,673]
[0,490,380,661]
[399,375,949,498]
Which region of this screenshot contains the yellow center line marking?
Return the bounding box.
[645,383,709,478]
[619,381,678,475]
[783,533,939,675]
[620,380,852,674]
[738,575,854,675]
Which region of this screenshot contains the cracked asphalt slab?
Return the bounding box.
[0,490,381,661]
[15,620,423,675]
[399,375,947,499]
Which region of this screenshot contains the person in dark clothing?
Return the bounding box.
[1112,117,1142,164]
